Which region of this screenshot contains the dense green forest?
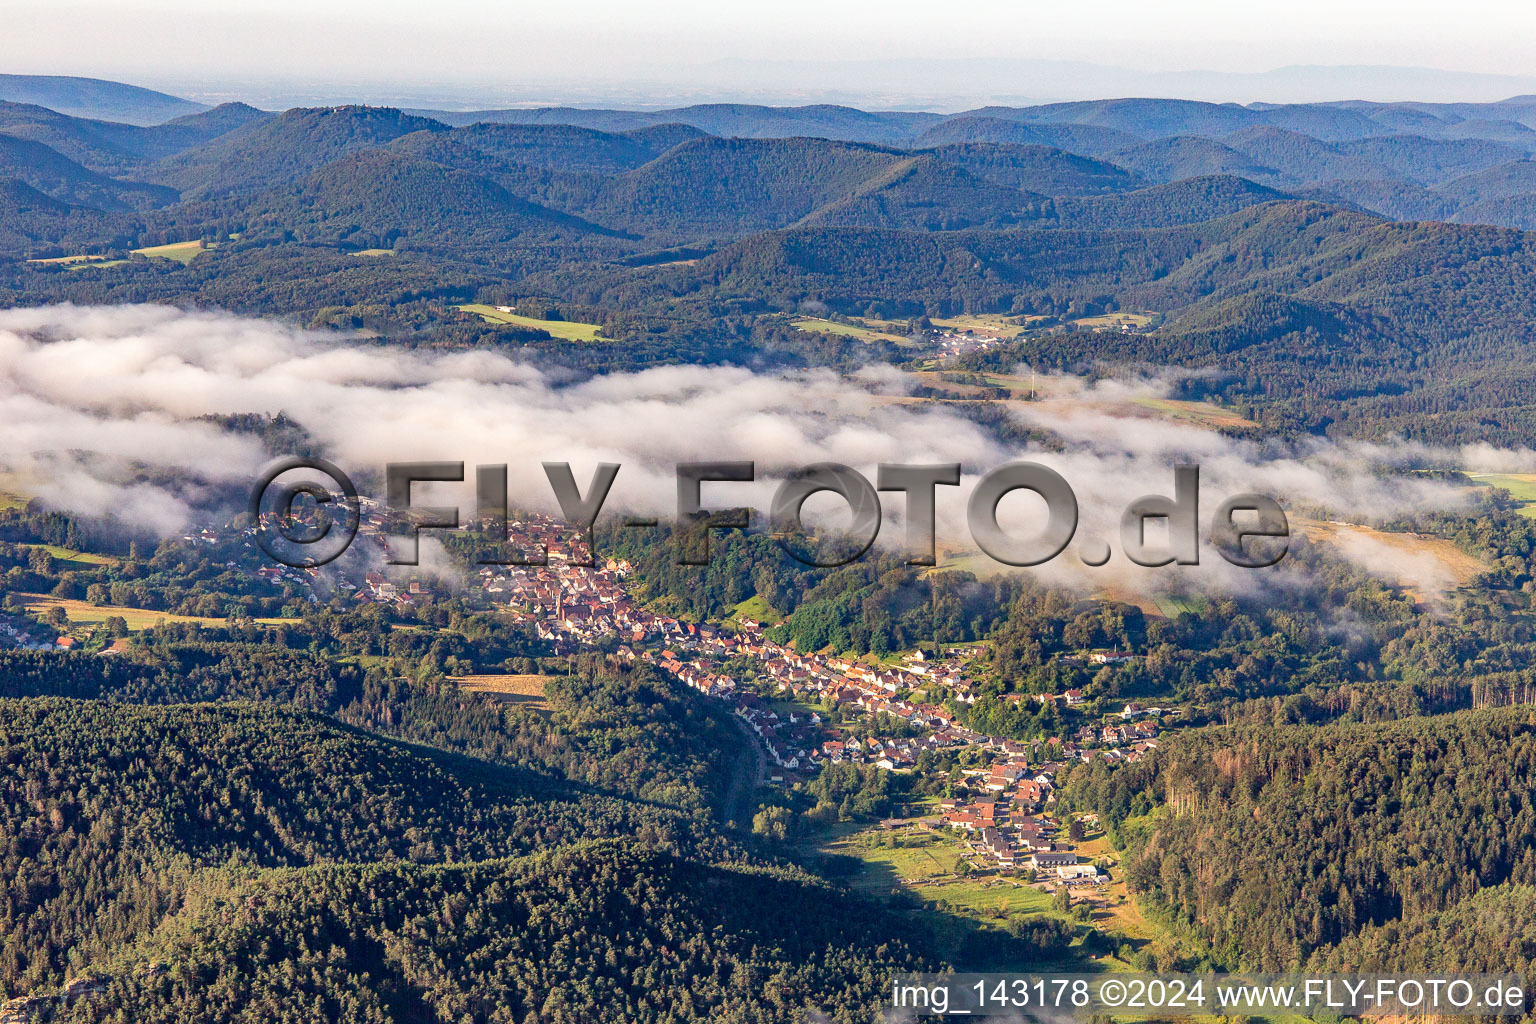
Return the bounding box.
[0,697,745,995]
[1062,706,1536,977]
[0,644,741,817]
[52,843,930,1024]
[0,660,919,1016]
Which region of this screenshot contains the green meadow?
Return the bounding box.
[459,304,606,341]
[134,240,205,264]
[1468,472,1536,517]
[791,315,915,345]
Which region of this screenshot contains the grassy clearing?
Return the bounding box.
[26,242,206,269]
[977,371,1050,395]
[0,491,28,511]
[453,674,551,712]
[1090,586,1167,619]
[458,304,605,341]
[134,240,205,263]
[25,253,113,265]
[1468,472,1536,518]
[26,253,128,270]
[791,316,913,346]
[1071,311,1158,330]
[1152,594,1204,618]
[1134,397,1256,430]
[16,594,292,632]
[930,313,1037,339]
[348,248,394,257]
[26,544,118,571]
[729,594,784,625]
[932,550,1013,578]
[923,878,1056,918]
[1297,518,1487,599]
[823,827,965,892]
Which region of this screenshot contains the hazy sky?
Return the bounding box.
[7,0,1536,107]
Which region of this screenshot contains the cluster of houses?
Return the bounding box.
[0,613,52,651]
[464,517,1175,781]
[642,628,986,776]
[458,521,990,776]
[933,331,1004,358]
[940,763,1103,884]
[1091,703,1164,762]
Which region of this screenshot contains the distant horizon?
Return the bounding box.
[12,62,1536,119]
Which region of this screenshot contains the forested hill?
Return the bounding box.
[1064,706,1536,974]
[0,646,741,817]
[51,843,930,1024]
[0,662,937,1021]
[0,652,929,1020]
[0,693,746,996]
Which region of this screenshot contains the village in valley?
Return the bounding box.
[453,513,1171,908]
[1,501,1175,930]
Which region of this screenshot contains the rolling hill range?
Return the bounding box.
[0,99,267,176]
[408,101,942,144]
[0,690,928,1018]
[10,86,1536,440]
[414,95,1536,146]
[148,105,440,198]
[5,91,1536,262]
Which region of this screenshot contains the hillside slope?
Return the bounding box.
[53,843,930,1024]
[0,135,175,210]
[0,695,735,996]
[151,106,449,197]
[1088,707,1536,971]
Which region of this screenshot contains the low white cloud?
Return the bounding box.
[0,305,1505,598]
